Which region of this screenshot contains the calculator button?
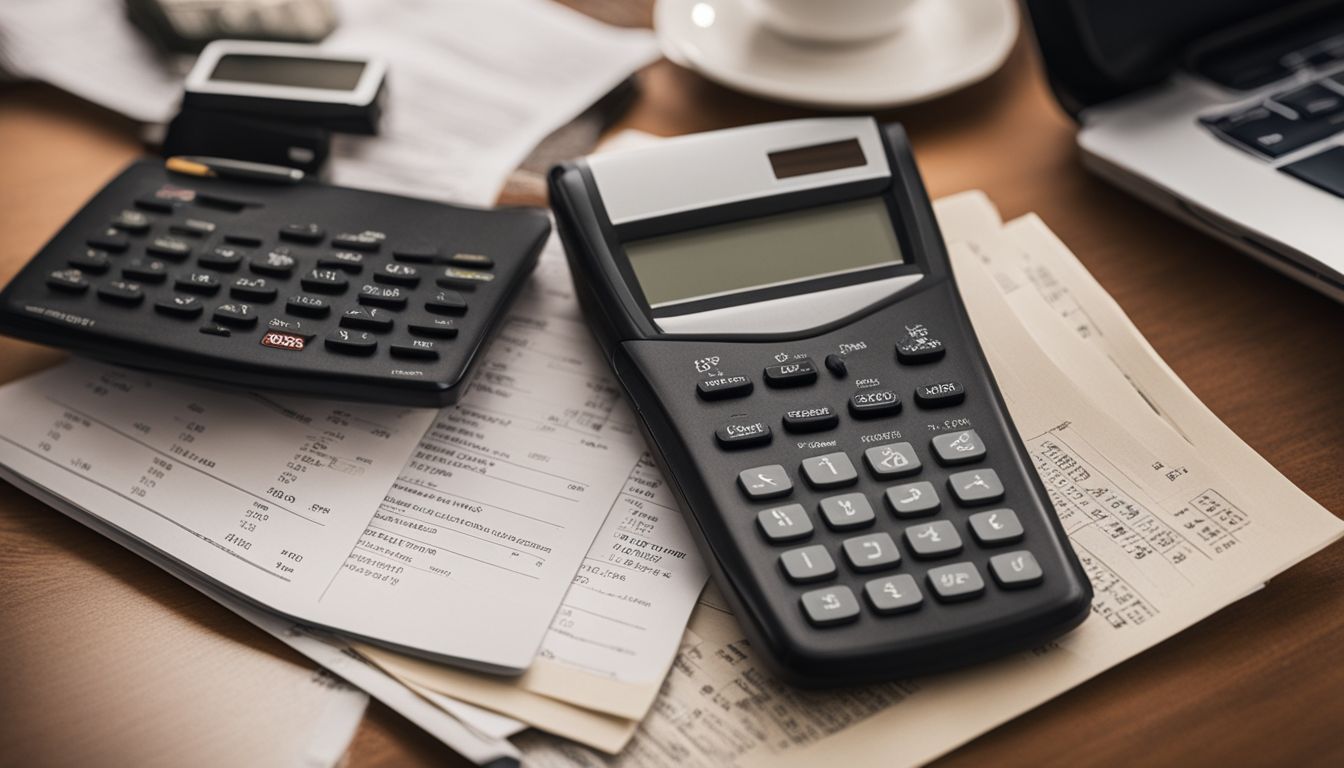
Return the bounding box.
[341,306,395,332]
[390,339,440,360]
[895,333,945,364]
[989,551,1044,589]
[437,267,495,289]
[96,280,143,305]
[169,219,217,238]
[251,248,297,277]
[968,509,1024,546]
[915,381,965,408]
[212,302,257,327]
[738,464,792,500]
[260,330,311,352]
[69,248,111,274]
[374,263,421,287]
[408,318,459,338]
[446,252,494,268]
[927,562,986,602]
[780,545,836,583]
[426,290,469,315]
[198,323,231,337]
[782,405,838,433]
[696,374,753,401]
[301,268,350,294]
[763,358,817,387]
[823,353,847,377]
[146,236,192,260]
[358,284,408,309]
[931,429,986,465]
[865,574,923,614]
[231,277,277,302]
[325,328,378,355]
[264,317,317,340]
[948,469,1005,506]
[842,532,901,572]
[819,492,875,530]
[134,197,176,214]
[122,258,168,283]
[286,294,331,318]
[756,504,812,542]
[111,209,152,233]
[800,452,857,489]
[280,223,325,243]
[864,442,920,478]
[904,520,963,558]
[392,247,437,264]
[154,295,204,319]
[885,481,940,517]
[849,389,901,418]
[319,251,366,273]
[199,246,245,271]
[88,229,129,253]
[223,233,263,248]
[46,269,89,293]
[715,418,771,449]
[800,586,860,626]
[175,272,220,295]
[332,231,384,251]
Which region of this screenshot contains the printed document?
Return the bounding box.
[512,193,1344,767]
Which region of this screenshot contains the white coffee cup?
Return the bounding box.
[746,0,921,44]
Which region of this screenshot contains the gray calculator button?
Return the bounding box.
[904,520,963,558]
[864,442,921,478]
[739,464,792,500]
[819,492,875,530]
[801,452,858,489]
[968,508,1024,545]
[864,574,923,614]
[780,545,836,583]
[885,481,940,517]
[800,585,860,626]
[989,551,1044,589]
[948,468,1005,506]
[931,429,987,465]
[757,504,812,543]
[927,562,986,602]
[842,532,901,572]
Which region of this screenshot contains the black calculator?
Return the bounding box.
[0,160,550,406]
[550,119,1092,686]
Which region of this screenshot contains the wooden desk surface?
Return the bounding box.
[2,3,1343,766]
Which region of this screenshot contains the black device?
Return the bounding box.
[549,119,1092,686]
[127,0,338,54]
[183,40,386,135]
[0,159,549,407]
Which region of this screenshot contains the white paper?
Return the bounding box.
[326,0,658,206]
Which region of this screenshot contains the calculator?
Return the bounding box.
[550,118,1092,686]
[0,160,549,407]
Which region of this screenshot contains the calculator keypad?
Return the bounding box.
[1,160,548,407]
[661,317,1061,637]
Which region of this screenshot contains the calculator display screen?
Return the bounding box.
[623,197,903,308]
[210,54,367,91]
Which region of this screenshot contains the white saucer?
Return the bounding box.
[654,0,1019,109]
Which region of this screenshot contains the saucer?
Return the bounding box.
[654,0,1019,109]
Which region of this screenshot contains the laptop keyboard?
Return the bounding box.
[1203,72,1344,198]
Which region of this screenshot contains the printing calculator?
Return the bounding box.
[0,160,550,406]
[550,118,1092,686]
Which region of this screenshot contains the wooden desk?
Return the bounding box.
[2,4,1342,765]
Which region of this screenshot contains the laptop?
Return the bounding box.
[1024,0,1344,302]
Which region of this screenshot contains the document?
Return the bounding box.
[512,193,1344,768]
[354,237,710,749]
